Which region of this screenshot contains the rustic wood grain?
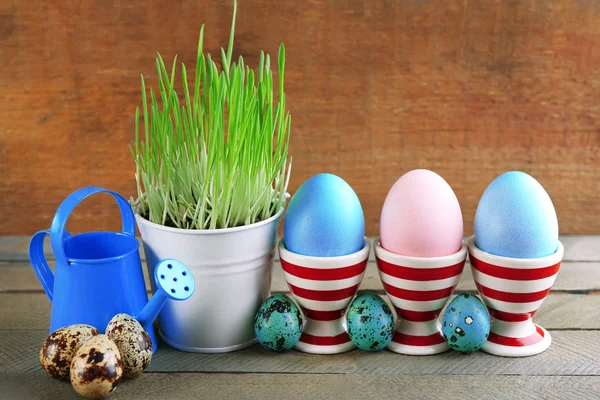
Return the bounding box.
[1,372,599,400]
[1,329,598,376]
[3,260,600,293]
[1,293,597,332]
[1,1,600,236]
[559,236,600,262]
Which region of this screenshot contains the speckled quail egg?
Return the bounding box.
[70,335,123,399]
[39,324,100,380]
[105,313,153,378]
[442,293,491,353]
[346,292,395,351]
[254,294,303,352]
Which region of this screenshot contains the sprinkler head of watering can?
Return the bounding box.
[154,259,195,301]
[135,259,195,330]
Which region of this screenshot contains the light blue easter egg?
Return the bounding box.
[346,293,395,352]
[474,171,558,258]
[442,293,490,353]
[254,294,303,352]
[284,174,365,257]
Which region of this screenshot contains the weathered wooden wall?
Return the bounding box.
[1,0,599,235]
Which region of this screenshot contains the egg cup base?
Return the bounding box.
[387,339,449,356]
[294,338,356,355]
[481,324,551,357]
[386,318,450,355]
[295,316,357,355]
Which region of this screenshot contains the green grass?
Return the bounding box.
[130,0,291,230]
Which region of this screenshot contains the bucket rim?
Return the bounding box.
[64,232,140,264]
[135,206,285,236]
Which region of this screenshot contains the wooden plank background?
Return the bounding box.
[1,0,599,236]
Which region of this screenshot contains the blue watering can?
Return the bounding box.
[29,187,195,353]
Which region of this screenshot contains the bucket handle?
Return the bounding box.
[50,186,137,268]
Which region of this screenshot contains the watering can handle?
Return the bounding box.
[29,230,54,302]
[29,230,70,302]
[50,186,137,268]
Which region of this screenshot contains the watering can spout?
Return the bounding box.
[136,289,168,329]
[135,259,195,330]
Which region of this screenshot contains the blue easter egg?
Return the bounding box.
[284,173,365,257]
[474,171,559,258]
[254,294,303,352]
[346,293,395,351]
[442,294,490,353]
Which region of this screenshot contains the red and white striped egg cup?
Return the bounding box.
[278,238,370,354]
[468,237,563,357]
[375,239,467,355]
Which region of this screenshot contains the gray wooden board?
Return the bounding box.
[2,235,598,262]
[2,235,598,400]
[0,329,598,376]
[1,372,599,400]
[0,293,598,331]
[2,260,599,293]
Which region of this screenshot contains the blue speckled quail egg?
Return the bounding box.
[254,294,303,352]
[346,293,395,351]
[442,293,490,353]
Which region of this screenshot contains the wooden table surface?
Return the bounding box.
[1,236,598,399]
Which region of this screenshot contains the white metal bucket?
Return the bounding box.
[135,209,283,353]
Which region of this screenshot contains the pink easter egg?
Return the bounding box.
[380,169,463,257]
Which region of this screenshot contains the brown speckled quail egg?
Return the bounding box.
[39,324,100,380]
[70,334,123,399]
[105,313,153,378]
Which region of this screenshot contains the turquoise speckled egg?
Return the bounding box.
[442,293,490,353]
[254,294,303,352]
[346,293,395,351]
